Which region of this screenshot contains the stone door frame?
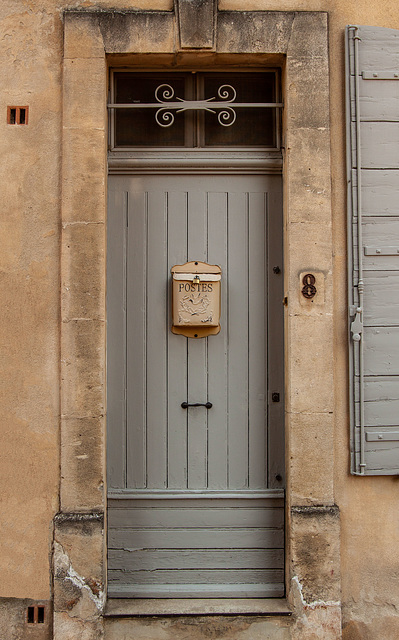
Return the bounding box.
[55,7,341,637]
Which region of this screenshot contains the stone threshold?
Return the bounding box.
[104,598,292,617]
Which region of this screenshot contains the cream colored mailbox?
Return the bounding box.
[171,261,221,338]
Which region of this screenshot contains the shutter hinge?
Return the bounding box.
[350,307,363,342]
[362,71,399,80]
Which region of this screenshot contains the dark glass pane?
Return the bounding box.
[114,73,188,147]
[202,73,277,147]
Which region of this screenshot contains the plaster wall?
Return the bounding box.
[0,2,398,640]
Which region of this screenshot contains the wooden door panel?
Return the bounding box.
[107,173,284,597]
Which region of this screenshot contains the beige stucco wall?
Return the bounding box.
[1,1,399,638]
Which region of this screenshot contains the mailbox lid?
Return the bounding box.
[173,273,221,282]
[171,261,222,276]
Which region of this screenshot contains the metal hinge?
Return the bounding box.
[350,307,363,342]
[364,246,399,255]
[362,71,399,80]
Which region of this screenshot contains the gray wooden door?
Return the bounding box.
[107,173,284,597]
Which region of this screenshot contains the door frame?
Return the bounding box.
[55,7,340,636]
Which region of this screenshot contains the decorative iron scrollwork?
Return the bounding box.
[154,83,238,127]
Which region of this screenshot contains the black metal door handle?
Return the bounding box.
[181,402,212,409]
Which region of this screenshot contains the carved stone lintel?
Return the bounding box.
[175,0,216,50]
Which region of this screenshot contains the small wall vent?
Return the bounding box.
[7,106,29,125]
[27,605,45,624]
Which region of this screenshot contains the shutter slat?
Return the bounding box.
[347,25,399,475]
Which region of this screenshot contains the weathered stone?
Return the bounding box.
[0,597,52,640]
[98,11,176,54]
[62,128,107,224]
[290,505,341,604]
[286,11,329,60]
[60,417,105,511]
[287,313,334,413]
[64,12,105,60]
[285,128,332,224]
[104,616,293,640]
[176,0,216,49]
[53,513,104,636]
[61,222,105,321]
[288,414,335,504]
[291,603,342,640]
[63,58,107,130]
[217,11,295,54]
[285,54,330,130]
[61,319,105,418]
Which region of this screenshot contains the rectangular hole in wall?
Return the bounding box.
[26,605,45,624]
[7,106,29,125]
[27,606,35,623]
[8,108,16,125]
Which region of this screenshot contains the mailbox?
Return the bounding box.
[171,261,221,338]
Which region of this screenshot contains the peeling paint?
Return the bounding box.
[292,576,340,611]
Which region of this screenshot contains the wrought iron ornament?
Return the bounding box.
[155,83,237,127]
[108,83,283,129]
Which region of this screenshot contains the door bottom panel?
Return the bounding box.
[108,496,284,598]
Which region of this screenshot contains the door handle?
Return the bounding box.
[181,402,212,409]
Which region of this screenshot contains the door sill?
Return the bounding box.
[104,598,291,617]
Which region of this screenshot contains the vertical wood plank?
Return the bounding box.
[146,190,168,488]
[126,189,147,488]
[107,186,127,489]
[187,189,208,488]
[207,190,228,489]
[227,191,249,489]
[167,190,189,488]
[267,177,284,487]
[248,190,267,488]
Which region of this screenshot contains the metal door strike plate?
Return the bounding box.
[171,261,221,338]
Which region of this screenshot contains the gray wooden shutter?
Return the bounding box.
[347,25,399,475]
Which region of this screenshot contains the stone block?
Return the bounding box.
[287,313,334,414]
[286,12,328,61]
[290,505,341,604]
[217,11,294,54]
[61,319,105,419]
[63,58,107,131]
[61,222,105,322]
[64,13,105,59]
[285,54,329,130]
[60,416,104,512]
[284,128,332,224]
[286,221,332,273]
[98,12,175,54]
[104,616,293,640]
[176,0,216,49]
[53,513,104,639]
[288,413,334,505]
[62,128,107,223]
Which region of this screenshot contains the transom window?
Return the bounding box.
[109,71,280,149]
